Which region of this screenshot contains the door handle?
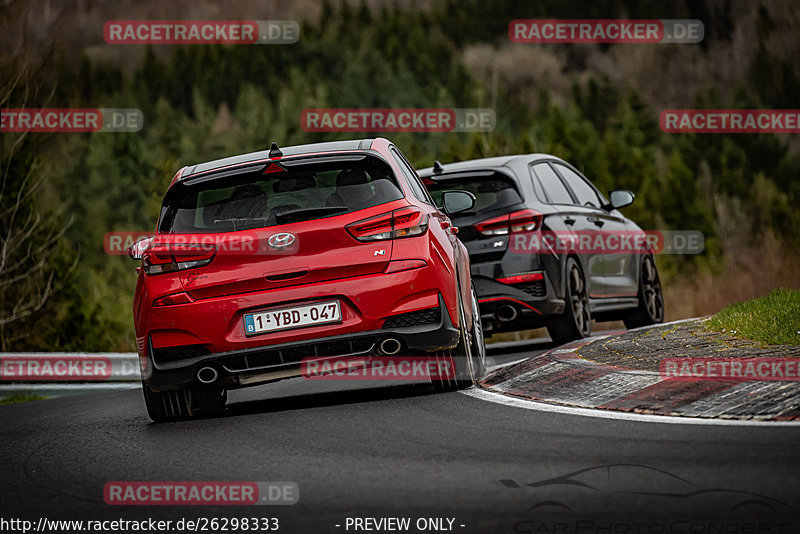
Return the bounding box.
[265,269,309,282]
[564,217,576,226]
[441,219,451,229]
[450,226,459,235]
[587,217,604,227]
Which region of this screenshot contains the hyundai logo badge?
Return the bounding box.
[268,232,296,249]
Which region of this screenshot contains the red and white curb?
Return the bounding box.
[475,335,800,423]
[460,388,800,426]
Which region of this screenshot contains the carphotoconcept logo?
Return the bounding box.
[103,481,298,505]
[1,108,142,133]
[661,109,800,133]
[301,108,495,132]
[661,358,800,381]
[104,20,299,44]
[509,19,704,43]
[505,464,791,531]
[301,356,456,381]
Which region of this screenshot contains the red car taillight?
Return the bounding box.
[143,243,216,275]
[346,207,429,242]
[152,291,195,307]
[475,209,543,236]
[384,259,427,274]
[497,271,544,284]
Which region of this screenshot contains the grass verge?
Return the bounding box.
[706,288,800,345]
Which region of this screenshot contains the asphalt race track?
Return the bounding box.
[2,340,799,533]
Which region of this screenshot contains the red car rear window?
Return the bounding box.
[158,156,403,233]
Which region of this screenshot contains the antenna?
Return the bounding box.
[269,142,283,158]
[433,160,443,174]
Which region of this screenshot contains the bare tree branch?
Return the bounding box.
[0,30,76,346]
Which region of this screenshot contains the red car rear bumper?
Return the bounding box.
[136,265,460,391]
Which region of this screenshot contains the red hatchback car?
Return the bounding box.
[130,138,486,421]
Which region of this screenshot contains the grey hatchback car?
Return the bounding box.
[419,154,664,344]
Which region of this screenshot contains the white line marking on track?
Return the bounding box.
[461,387,800,426]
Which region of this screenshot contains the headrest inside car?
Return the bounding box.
[273,175,317,193]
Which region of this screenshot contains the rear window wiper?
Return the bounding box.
[275,206,348,225]
[212,217,267,231]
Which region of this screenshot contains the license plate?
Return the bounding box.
[243,300,341,336]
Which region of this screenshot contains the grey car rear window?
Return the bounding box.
[425,173,522,215]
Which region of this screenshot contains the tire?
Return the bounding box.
[142,383,226,423]
[467,283,487,383]
[431,348,460,393]
[432,282,474,392]
[623,255,665,329]
[547,257,591,345]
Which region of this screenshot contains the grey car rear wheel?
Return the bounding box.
[547,258,591,345]
[623,255,665,329]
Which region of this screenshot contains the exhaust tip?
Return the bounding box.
[496,304,518,323]
[379,337,402,355]
[197,366,219,384]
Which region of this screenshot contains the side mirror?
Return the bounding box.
[441,190,476,215]
[128,236,154,260]
[605,190,635,211]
